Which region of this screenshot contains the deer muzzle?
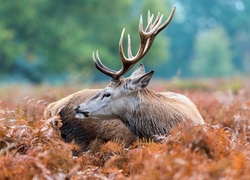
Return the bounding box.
[74,105,89,119]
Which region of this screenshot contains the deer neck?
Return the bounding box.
[118,89,182,138]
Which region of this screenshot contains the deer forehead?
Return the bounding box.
[108,78,131,89]
[109,77,126,86]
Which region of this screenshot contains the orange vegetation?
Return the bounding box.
[0,79,249,179]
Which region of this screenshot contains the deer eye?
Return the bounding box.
[104,93,111,97]
[102,93,111,100]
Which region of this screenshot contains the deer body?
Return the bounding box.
[75,65,204,138]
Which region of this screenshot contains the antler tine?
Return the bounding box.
[152,13,163,29]
[142,13,163,37]
[127,34,133,59]
[149,14,164,35]
[139,15,163,57]
[145,12,154,33]
[93,51,117,79]
[119,28,127,62]
[155,7,176,35]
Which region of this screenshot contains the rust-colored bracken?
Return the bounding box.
[0,79,249,179]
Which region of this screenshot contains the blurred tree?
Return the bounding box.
[190,27,234,77]
[0,0,171,83]
[1,0,249,83]
[165,0,250,77]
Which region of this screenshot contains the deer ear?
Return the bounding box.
[129,70,154,89]
[130,64,146,78]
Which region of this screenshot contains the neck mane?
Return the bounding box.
[119,89,187,138]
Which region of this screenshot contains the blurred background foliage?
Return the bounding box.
[0,0,249,84]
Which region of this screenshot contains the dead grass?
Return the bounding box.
[0,78,249,179]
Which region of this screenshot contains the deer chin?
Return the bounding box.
[75,113,83,119]
[75,112,89,119]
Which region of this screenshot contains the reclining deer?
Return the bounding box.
[44,7,203,150]
[74,7,205,139]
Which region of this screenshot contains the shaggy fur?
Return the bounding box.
[118,89,204,138]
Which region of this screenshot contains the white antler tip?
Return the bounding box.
[139,15,143,31]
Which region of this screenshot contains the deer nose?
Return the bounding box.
[74,106,90,118]
[74,105,80,113]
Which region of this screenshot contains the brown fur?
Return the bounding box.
[43,89,138,151]
[75,74,205,139]
[117,88,205,138]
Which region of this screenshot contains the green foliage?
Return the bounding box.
[0,0,249,83]
[191,27,234,77]
[0,0,172,83]
[165,0,250,77]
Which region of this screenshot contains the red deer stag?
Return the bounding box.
[74,7,205,139]
[44,7,177,150]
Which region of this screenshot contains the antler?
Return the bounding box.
[93,7,176,80]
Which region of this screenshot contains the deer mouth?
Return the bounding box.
[74,106,89,118]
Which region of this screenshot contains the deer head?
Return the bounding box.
[74,64,154,119]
